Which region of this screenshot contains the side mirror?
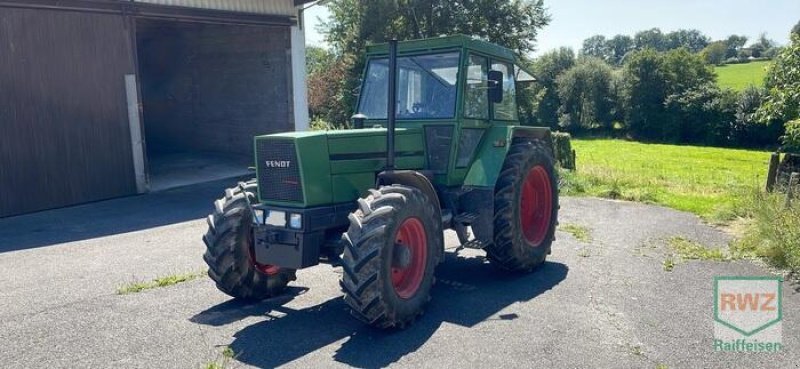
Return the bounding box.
[351,113,367,129]
[488,70,504,104]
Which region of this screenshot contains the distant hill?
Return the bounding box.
[714,61,770,91]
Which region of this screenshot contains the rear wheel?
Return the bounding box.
[340,185,442,329]
[202,181,296,300]
[486,139,559,272]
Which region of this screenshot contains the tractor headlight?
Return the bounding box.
[265,210,287,227]
[289,213,303,229]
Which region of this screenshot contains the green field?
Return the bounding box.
[714,61,770,91]
[561,139,771,221]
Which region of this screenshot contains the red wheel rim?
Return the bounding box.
[256,263,281,276]
[520,166,553,247]
[391,217,427,299]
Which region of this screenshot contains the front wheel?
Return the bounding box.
[202,181,296,300]
[340,185,442,329]
[486,139,559,272]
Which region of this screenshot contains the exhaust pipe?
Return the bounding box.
[386,39,398,171]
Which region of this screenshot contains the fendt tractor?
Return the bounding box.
[202,35,559,329]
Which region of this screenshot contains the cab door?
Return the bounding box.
[449,53,492,185]
[488,60,520,124]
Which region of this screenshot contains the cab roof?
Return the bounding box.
[366,34,517,62]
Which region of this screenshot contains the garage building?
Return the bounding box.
[0,0,311,217]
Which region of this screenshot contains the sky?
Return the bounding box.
[303,0,800,56]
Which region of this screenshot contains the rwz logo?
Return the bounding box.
[264,160,291,169]
[713,276,783,352]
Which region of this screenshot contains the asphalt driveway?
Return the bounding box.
[0,178,797,368]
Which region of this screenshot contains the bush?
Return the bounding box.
[310,118,334,131]
[307,55,354,127]
[730,86,783,148]
[551,132,575,170]
[783,119,800,153]
[664,83,737,145]
[734,191,800,272]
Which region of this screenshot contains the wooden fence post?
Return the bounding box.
[766,152,780,192]
[571,149,577,172]
[787,172,799,208]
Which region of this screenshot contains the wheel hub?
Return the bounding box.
[519,165,553,247]
[392,243,412,269]
[391,217,427,299]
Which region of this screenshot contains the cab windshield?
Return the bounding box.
[357,52,460,120]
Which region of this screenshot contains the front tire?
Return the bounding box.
[486,139,559,272]
[340,185,442,329]
[202,181,296,300]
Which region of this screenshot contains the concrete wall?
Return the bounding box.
[137,19,294,156]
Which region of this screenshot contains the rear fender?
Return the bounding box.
[463,126,552,188]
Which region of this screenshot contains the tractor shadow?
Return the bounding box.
[192,252,568,369]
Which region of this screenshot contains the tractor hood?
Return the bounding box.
[254,128,425,207]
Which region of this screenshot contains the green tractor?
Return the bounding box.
[202,35,559,329]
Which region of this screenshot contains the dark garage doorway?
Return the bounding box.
[135,18,293,191]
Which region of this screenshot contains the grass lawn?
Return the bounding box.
[561,139,771,222]
[714,61,770,91]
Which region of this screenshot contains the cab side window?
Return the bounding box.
[491,62,518,121]
[464,54,489,120]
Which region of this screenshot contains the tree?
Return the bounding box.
[665,29,710,53]
[759,34,800,123]
[620,48,716,142]
[702,41,727,65]
[634,28,667,51]
[662,48,715,95]
[621,49,669,140]
[307,53,352,125]
[321,0,551,125]
[581,35,611,61]
[324,0,550,55]
[608,35,634,65]
[661,49,717,143]
[792,20,800,36]
[306,46,334,75]
[530,48,576,128]
[764,47,782,60]
[724,35,748,59]
[750,33,775,58]
[556,57,616,131]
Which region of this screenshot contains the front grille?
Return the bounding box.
[256,139,303,203]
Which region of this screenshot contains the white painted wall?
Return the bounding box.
[290,23,310,131]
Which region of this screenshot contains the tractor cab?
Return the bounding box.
[351,35,538,188]
[356,35,535,128]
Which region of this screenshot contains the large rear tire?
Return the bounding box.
[203,181,296,300]
[340,185,442,329]
[486,138,559,272]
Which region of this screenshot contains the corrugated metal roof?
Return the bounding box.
[134,0,297,16]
